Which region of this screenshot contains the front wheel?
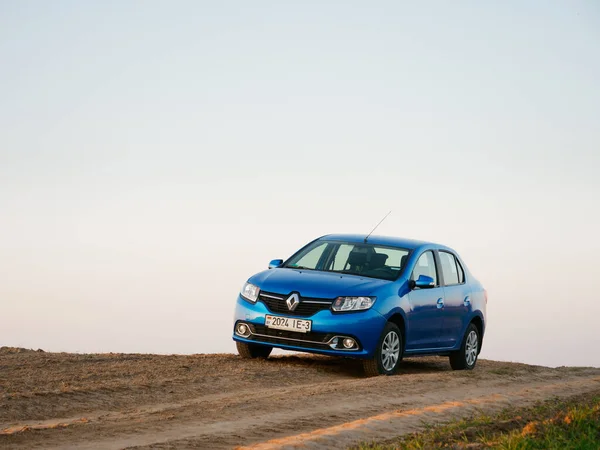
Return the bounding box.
[449,323,479,370]
[362,322,403,377]
[236,341,273,359]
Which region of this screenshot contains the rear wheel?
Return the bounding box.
[362,322,403,376]
[449,323,479,370]
[236,341,273,359]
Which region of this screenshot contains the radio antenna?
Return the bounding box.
[364,210,392,243]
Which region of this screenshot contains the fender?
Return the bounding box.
[460,310,486,352]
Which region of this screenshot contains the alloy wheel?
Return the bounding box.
[381,331,400,371]
[465,330,478,366]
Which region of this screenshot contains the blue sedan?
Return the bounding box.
[232,234,487,376]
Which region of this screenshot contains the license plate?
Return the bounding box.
[265,315,312,333]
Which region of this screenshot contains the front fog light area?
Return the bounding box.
[236,322,251,337]
[328,336,358,350]
[343,338,355,349]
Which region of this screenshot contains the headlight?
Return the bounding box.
[332,296,376,312]
[240,282,260,303]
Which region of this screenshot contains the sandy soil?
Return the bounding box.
[1,348,599,449]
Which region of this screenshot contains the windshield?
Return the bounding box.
[283,240,410,281]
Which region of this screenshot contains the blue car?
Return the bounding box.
[232,234,486,376]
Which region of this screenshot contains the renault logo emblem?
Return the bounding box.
[286,293,300,311]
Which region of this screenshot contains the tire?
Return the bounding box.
[362,322,403,377]
[449,323,479,370]
[236,341,273,359]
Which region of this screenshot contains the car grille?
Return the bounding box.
[258,291,333,317]
[247,324,332,349]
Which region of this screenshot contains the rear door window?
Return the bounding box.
[439,251,460,285]
[457,259,465,283]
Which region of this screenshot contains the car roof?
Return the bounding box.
[318,234,444,251]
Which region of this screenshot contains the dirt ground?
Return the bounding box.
[1,348,599,449]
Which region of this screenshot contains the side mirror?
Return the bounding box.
[268,259,283,269]
[411,274,435,289]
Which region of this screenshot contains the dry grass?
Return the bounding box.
[354,390,600,449]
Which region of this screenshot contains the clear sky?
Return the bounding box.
[1,1,599,367]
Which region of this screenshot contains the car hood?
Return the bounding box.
[249,268,390,299]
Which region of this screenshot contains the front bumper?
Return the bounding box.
[232,295,386,358]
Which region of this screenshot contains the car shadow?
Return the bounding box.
[265,354,452,378]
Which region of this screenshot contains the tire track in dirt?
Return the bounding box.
[35,374,600,450]
[2,353,599,450]
[238,376,600,450]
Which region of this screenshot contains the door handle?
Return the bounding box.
[437,298,444,309]
[464,296,471,307]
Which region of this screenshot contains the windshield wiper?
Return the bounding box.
[329,269,361,276]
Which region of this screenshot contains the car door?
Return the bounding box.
[406,250,445,350]
[437,251,471,348]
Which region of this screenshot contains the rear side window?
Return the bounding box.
[457,259,465,283]
[439,251,462,285]
[412,251,438,286]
